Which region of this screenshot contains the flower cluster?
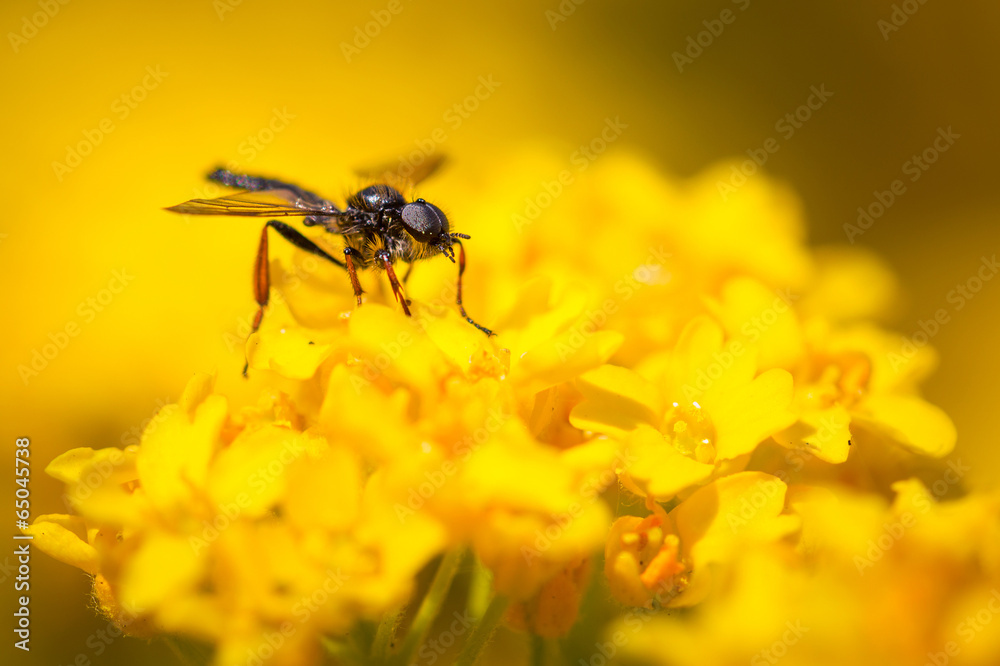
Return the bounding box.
[31,152,993,666]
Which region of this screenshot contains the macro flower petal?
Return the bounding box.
[24,515,99,575]
[669,471,797,606]
[708,367,795,460]
[620,424,716,500]
[120,532,204,613]
[570,365,661,437]
[247,324,334,379]
[856,394,957,457]
[136,373,227,514]
[773,403,853,464]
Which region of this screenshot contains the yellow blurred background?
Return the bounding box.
[3,0,999,663]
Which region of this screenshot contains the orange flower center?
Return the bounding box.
[802,351,871,409]
[620,516,688,597]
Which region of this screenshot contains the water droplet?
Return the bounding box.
[659,402,716,464]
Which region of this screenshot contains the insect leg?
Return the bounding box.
[453,240,494,336]
[379,252,412,316]
[343,247,365,307]
[243,221,345,376]
[265,220,345,267]
[246,224,271,376]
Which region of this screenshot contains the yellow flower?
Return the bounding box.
[505,556,592,638]
[464,438,615,600]
[605,472,797,608]
[771,321,956,466]
[30,373,445,665]
[241,246,628,604]
[571,317,795,500]
[616,480,1000,666]
[705,272,955,465]
[28,150,980,666]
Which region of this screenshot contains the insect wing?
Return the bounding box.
[165,189,339,217]
[354,153,446,190]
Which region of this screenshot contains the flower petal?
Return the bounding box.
[709,368,795,460]
[856,394,956,457]
[247,325,334,379]
[673,471,792,567]
[208,425,314,517]
[120,533,204,613]
[570,365,661,437]
[45,447,138,485]
[136,377,227,514]
[25,516,99,575]
[621,425,716,500]
[773,403,853,464]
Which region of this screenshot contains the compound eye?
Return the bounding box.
[400,201,446,242]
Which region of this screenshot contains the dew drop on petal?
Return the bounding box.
[659,402,717,464]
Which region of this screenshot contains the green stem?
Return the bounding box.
[321,636,366,666]
[531,633,545,666]
[391,548,464,666]
[162,636,212,666]
[371,608,403,661]
[466,555,493,620]
[456,594,509,666]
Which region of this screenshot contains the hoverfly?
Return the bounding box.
[166,155,493,374]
